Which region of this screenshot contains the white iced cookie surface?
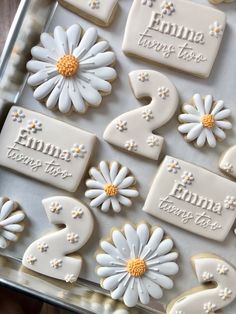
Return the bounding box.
[27,24,117,114]
[0,106,96,192]
[0,197,25,249]
[219,146,236,179]
[103,70,179,160]
[123,0,226,78]
[178,94,232,148]
[58,0,118,27]
[167,254,236,314]
[143,156,236,242]
[85,161,139,213]
[96,223,179,307]
[22,196,93,282]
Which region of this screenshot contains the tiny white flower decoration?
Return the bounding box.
[67,232,79,244]
[27,25,116,114]
[209,21,223,38]
[167,159,180,173]
[49,202,62,214]
[65,274,76,283]
[27,120,42,133]
[138,72,149,82]
[224,196,236,210]
[147,135,160,147]
[158,86,170,99]
[50,259,62,269]
[96,223,179,307]
[203,302,216,313]
[11,109,25,122]
[217,264,229,275]
[178,94,232,148]
[85,161,139,213]
[27,255,37,265]
[116,120,127,132]
[71,208,83,219]
[181,171,194,185]
[0,198,25,249]
[202,271,214,281]
[160,1,175,15]
[88,0,100,9]
[141,0,156,7]
[221,162,233,173]
[71,144,87,158]
[37,242,49,253]
[125,139,138,152]
[142,109,154,121]
[219,288,232,300]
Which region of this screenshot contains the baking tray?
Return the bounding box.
[0,0,235,313]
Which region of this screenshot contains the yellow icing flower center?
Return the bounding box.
[201,114,215,128]
[103,183,118,196]
[126,258,146,277]
[30,122,36,129]
[57,54,78,77]
[74,147,81,154]
[214,27,221,33]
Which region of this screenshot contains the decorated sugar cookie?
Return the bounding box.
[0,106,96,192]
[219,146,236,180]
[122,0,226,78]
[59,0,118,27]
[27,24,117,114]
[103,70,179,160]
[96,223,179,307]
[143,156,236,242]
[167,254,236,314]
[178,94,232,148]
[0,197,25,249]
[85,161,139,213]
[22,196,93,282]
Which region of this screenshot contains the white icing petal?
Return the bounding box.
[146,271,174,289]
[27,60,54,72]
[73,27,98,59]
[157,262,179,275]
[214,109,231,120]
[111,197,121,212]
[124,224,140,257]
[118,176,134,189]
[216,120,232,129]
[178,123,199,133]
[186,124,203,141]
[193,94,205,115]
[45,79,62,109]
[123,280,139,307]
[86,179,104,189]
[31,46,57,63]
[100,161,112,182]
[90,193,108,207]
[66,24,81,54]
[68,80,86,113]
[183,104,200,116]
[211,100,224,115]
[58,82,72,113]
[89,67,117,80]
[40,33,58,54]
[101,199,111,212]
[80,72,112,93]
[205,128,217,147]
[196,130,207,147]
[137,279,150,304]
[113,167,129,186]
[213,126,226,140]
[111,280,128,300]
[54,25,68,55]
[112,230,130,258]
[204,95,213,113]
[117,195,132,207]
[33,76,59,99]
[137,223,149,247]
[77,80,102,106]
[80,51,115,69]
[118,189,139,197]
[103,273,124,290]
[179,114,200,123]
[82,41,109,60]
[142,277,163,299]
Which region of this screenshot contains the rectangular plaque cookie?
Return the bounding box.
[122,0,226,78]
[0,106,96,192]
[143,156,236,241]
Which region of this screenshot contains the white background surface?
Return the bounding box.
[1,0,236,312]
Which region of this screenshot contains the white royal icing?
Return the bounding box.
[58,0,118,27]
[219,146,236,179]
[123,0,226,78]
[27,24,116,114]
[96,223,179,307]
[22,196,94,282]
[143,156,236,242]
[0,197,25,249]
[178,94,232,148]
[0,106,96,192]
[209,0,234,4]
[85,161,139,213]
[167,254,236,314]
[103,70,179,160]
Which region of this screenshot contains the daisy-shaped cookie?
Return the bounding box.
[27,24,117,114]
[0,197,25,249]
[85,161,139,213]
[96,223,179,307]
[178,94,232,148]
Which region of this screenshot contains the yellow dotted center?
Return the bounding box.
[201,114,215,128]
[103,183,118,196]
[126,258,146,277]
[14,112,19,117]
[214,27,221,33]
[30,123,36,128]
[57,54,78,77]
[74,147,80,154]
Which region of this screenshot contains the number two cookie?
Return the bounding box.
[103,70,179,161]
[22,196,93,283]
